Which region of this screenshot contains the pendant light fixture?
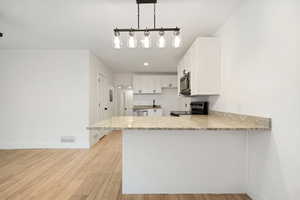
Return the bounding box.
[172,30,182,48]
[113,0,181,49]
[141,30,151,48]
[157,30,166,48]
[127,31,137,48]
[113,31,121,49]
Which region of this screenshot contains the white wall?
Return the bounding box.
[212,0,300,199]
[89,53,114,146]
[0,50,113,149]
[0,50,90,148]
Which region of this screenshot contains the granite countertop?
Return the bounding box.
[88,111,271,131]
[133,105,162,110]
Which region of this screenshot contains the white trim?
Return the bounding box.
[248,192,266,200]
[0,143,90,150]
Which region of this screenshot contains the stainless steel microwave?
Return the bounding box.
[180,72,191,96]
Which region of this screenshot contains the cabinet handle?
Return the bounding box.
[153,90,156,93]
[139,90,142,93]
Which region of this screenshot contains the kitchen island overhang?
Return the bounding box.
[88,112,271,194]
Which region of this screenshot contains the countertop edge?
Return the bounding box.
[87,127,271,131]
[87,111,272,132]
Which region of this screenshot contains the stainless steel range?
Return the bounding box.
[170,101,209,116]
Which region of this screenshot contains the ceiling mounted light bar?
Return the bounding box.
[114,28,180,33]
[113,0,182,49]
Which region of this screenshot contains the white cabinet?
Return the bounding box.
[169,76,177,88]
[177,59,184,94]
[177,37,220,96]
[161,75,177,88]
[148,108,162,116]
[133,74,177,94]
[133,75,161,94]
[133,75,144,94]
[152,76,162,94]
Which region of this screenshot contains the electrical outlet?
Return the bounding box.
[61,136,76,143]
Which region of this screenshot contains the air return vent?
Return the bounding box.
[61,136,76,143]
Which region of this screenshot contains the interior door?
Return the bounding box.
[97,74,112,121]
[124,90,133,116]
[97,73,104,122]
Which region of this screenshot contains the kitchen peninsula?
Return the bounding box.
[88,112,271,194]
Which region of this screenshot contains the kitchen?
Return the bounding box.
[0,0,299,200]
[90,36,272,195]
[113,36,219,118]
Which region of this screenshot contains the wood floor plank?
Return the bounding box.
[0,131,251,200]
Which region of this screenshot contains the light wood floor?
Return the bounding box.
[0,131,251,200]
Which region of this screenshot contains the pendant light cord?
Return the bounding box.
[137,4,140,29]
[154,3,156,29]
[137,3,156,29]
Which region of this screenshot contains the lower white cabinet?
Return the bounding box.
[148,108,162,116]
[134,108,163,116]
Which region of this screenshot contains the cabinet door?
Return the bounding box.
[169,75,177,88]
[190,41,198,95]
[151,109,162,116]
[141,75,152,94]
[195,38,220,95]
[134,75,164,94]
[160,75,168,88]
[153,76,162,94]
[177,60,184,95]
[180,37,221,96]
[160,75,177,88]
[133,75,143,94]
[183,49,192,73]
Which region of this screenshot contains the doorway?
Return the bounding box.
[116,88,133,116]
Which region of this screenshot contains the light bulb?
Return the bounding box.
[127,31,137,48]
[141,31,151,48]
[157,31,166,48]
[113,31,121,49]
[172,30,181,48]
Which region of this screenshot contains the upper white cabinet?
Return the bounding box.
[133,75,161,94]
[133,74,177,94]
[177,37,221,96]
[161,75,177,88]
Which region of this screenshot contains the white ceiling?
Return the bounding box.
[0,0,242,72]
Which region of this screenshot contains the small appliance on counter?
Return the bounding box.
[170,101,209,117]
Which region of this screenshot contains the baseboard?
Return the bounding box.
[0,143,90,149]
[247,192,265,200]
